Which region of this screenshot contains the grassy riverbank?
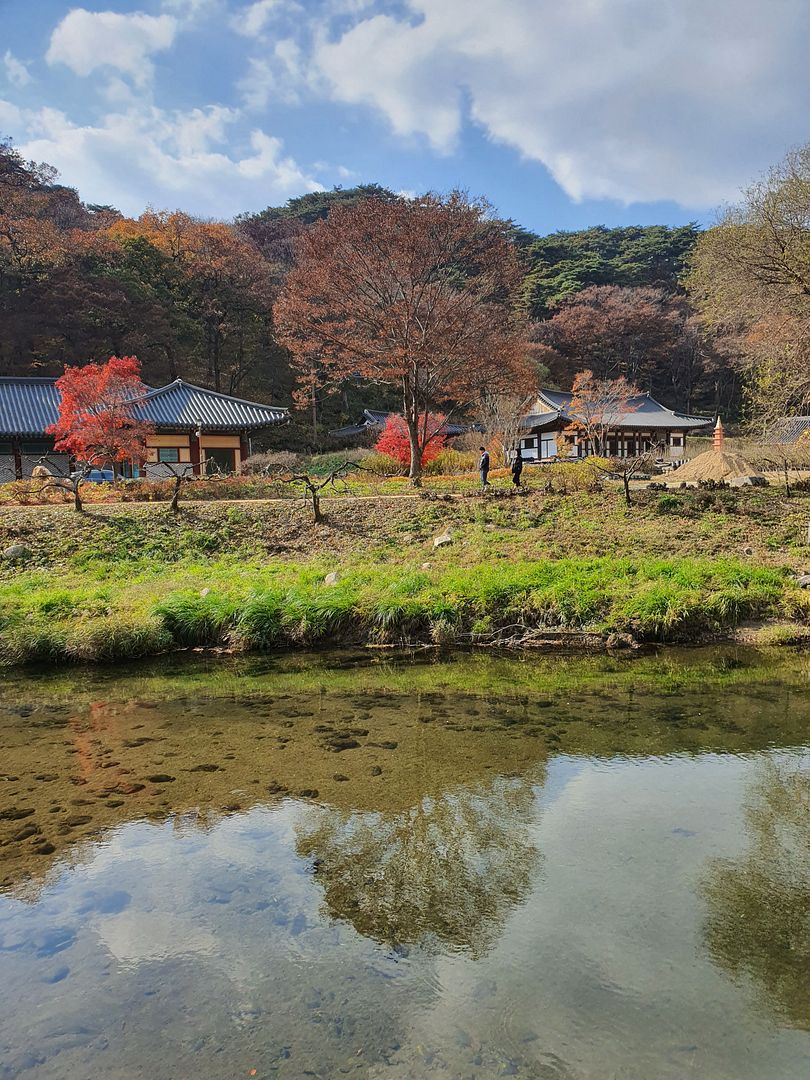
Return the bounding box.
[1,487,809,664]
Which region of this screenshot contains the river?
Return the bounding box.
[1,647,809,1079]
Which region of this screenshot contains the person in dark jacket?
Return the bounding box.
[511,447,524,488]
[479,446,491,488]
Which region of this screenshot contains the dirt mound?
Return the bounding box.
[673,450,762,483]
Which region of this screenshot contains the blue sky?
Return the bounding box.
[2,0,809,233]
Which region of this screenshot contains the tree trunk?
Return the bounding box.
[73,482,83,513]
[405,416,422,487]
[170,477,182,512]
[311,489,322,523]
[622,473,632,507]
[784,460,792,498]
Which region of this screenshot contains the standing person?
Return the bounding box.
[479,445,491,489]
[511,446,524,488]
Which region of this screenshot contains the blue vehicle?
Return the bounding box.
[84,468,117,483]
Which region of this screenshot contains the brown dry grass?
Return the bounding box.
[674,450,762,483]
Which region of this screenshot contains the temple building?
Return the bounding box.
[519,388,713,461]
[0,377,288,479]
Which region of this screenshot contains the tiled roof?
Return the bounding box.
[534,388,713,431]
[362,410,390,426]
[0,378,62,437]
[0,376,287,436]
[773,416,810,443]
[521,410,561,430]
[132,380,288,431]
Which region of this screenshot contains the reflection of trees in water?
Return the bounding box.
[296,772,542,958]
[703,757,810,1028]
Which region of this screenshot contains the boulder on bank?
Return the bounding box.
[2,543,32,564]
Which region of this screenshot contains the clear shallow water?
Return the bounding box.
[1,648,809,1079]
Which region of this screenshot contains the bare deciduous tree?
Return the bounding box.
[35,455,106,513]
[689,143,810,423]
[757,424,810,498]
[478,391,534,463]
[591,448,659,507]
[267,461,358,523]
[565,370,641,457]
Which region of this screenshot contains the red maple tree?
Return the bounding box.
[47,355,153,468]
[375,414,447,467]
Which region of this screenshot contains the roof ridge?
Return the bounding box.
[133,378,287,414]
[0,376,59,383]
[180,379,289,413]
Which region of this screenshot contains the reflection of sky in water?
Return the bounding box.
[1,752,810,1079]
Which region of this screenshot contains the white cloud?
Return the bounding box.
[316,13,461,152]
[46,9,178,86]
[310,0,810,207]
[231,0,281,37]
[238,40,306,109]
[3,50,32,88]
[0,99,23,131]
[9,103,322,217]
[161,0,220,14]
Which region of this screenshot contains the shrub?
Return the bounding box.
[656,494,682,514]
[306,448,372,476]
[423,448,479,475]
[375,414,447,467]
[538,459,604,494]
[243,450,303,474]
[360,451,406,476]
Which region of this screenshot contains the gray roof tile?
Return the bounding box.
[0,378,62,437]
[534,388,712,431]
[133,380,287,431]
[0,376,287,437]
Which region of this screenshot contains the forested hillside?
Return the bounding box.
[0,138,741,430]
[520,224,701,319]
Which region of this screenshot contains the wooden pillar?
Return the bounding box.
[189,433,201,476]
